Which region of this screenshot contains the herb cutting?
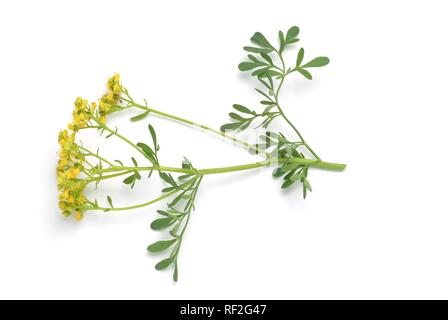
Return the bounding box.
[56,26,346,281]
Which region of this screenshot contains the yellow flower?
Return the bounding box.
[75,212,84,221]
[67,167,81,179]
[70,97,94,131]
[74,97,87,109]
[57,74,127,220]
[107,73,121,95]
[56,129,87,220]
[98,74,123,124]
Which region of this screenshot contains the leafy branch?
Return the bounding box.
[57,26,346,282]
[148,161,202,281]
[223,26,329,158]
[220,26,333,196]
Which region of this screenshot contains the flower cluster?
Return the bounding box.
[99,73,122,124]
[56,74,123,220]
[68,97,95,131]
[56,130,86,220]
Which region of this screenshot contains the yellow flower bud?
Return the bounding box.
[74,97,84,108]
[75,212,84,221]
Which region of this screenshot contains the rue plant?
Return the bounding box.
[56,26,346,281]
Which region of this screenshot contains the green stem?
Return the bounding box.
[85,170,133,183]
[89,179,196,212]
[78,145,114,166]
[173,175,203,265]
[274,50,321,160]
[95,157,346,176]
[118,97,266,157]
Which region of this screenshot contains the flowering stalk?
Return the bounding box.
[56,26,346,281]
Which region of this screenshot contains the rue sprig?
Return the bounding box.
[56,26,346,281]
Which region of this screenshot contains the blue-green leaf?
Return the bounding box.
[297,68,312,80]
[243,46,272,54]
[130,111,150,122]
[151,218,175,230]
[232,104,254,115]
[155,258,174,270]
[302,57,330,68]
[238,62,258,71]
[285,26,300,44]
[147,239,178,253]
[296,48,304,67]
[137,142,157,165]
[107,196,113,208]
[251,32,274,49]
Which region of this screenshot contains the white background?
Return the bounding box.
[0,0,447,299]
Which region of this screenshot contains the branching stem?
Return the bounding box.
[274,49,321,160]
[118,97,267,157]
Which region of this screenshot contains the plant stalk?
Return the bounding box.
[118,98,266,157]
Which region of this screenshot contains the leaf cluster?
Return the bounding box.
[147,160,202,282]
[222,26,330,133]
[255,131,313,198]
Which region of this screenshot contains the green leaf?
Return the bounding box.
[147,239,178,253]
[123,175,136,185]
[229,112,247,121]
[137,142,157,165]
[220,122,242,132]
[290,173,304,182]
[238,62,258,71]
[162,186,176,193]
[151,218,175,230]
[251,32,274,49]
[233,104,254,115]
[243,46,272,54]
[260,53,273,65]
[182,158,193,170]
[258,70,282,78]
[239,121,251,131]
[284,168,298,180]
[157,210,177,218]
[131,157,138,167]
[107,196,113,208]
[254,88,272,100]
[279,30,285,52]
[252,67,271,76]
[247,54,266,64]
[155,258,174,270]
[159,172,177,186]
[114,159,124,166]
[169,190,187,207]
[147,124,158,150]
[130,111,150,122]
[173,262,179,282]
[301,57,330,68]
[297,68,312,80]
[281,163,300,172]
[285,26,300,44]
[296,48,304,67]
[272,168,285,177]
[281,179,295,189]
[303,178,313,192]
